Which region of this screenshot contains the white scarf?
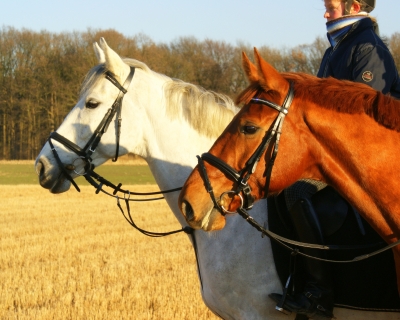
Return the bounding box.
[326,13,368,46]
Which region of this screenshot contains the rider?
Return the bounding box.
[270,0,400,319]
[318,0,400,97]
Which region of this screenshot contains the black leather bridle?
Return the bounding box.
[195,79,400,314]
[46,64,182,200]
[197,82,294,214]
[45,66,192,239]
[196,81,400,265]
[48,66,136,192]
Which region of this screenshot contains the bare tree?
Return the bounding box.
[0,27,398,159]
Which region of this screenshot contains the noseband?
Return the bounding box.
[47,66,136,191]
[197,82,294,214]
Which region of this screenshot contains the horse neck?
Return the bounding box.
[128,78,226,191]
[126,84,216,223]
[303,106,398,186]
[302,105,400,239]
[143,118,218,229]
[144,121,215,191]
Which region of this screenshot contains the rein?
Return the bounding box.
[196,81,400,263]
[237,206,400,263]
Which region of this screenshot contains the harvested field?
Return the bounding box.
[0,185,218,319]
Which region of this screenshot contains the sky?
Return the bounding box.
[1,1,399,49]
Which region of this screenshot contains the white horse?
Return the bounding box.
[35,38,398,320]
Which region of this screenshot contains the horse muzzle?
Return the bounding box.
[182,200,227,231]
[35,155,73,193]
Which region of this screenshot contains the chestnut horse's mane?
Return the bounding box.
[237,72,400,132]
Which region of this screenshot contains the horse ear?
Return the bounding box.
[93,42,106,64]
[242,51,259,83]
[253,47,288,93]
[98,37,129,81]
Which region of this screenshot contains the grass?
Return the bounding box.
[0,162,156,186]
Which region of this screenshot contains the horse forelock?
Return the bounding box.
[165,80,239,139]
[79,58,152,97]
[235,83,260,106]
[238,72,400,132]
[79,64,106,97]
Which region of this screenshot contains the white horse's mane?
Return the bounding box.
[164,80,238,139]
[80,58,239,139]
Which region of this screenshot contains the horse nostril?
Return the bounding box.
[35,161,44,176]
[182,200,195,222]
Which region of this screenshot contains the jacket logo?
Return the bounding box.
[362,71,373,82]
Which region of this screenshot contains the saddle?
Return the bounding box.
[268,186,400,311]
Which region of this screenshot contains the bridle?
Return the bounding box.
[48,66,136,192]
[45,66,191,238]
[197,82,294,215]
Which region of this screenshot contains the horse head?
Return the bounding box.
[35,38,151,193]
[179,48,318,231]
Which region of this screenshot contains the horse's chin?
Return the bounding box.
[40,176,71,194]
[201,209,226,231]
[36,158,75,194]
[48,176,71,194]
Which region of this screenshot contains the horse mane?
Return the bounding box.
[80,58,238,139]
[164,80,238,138]
[237,72,400,132]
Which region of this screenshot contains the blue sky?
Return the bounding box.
[1,1,399,48]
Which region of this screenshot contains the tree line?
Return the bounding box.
[1,27,399,160]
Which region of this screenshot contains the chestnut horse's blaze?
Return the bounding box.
[178,48,400,293]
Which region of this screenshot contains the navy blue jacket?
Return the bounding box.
[317,18,400,99]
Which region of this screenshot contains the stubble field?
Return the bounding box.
[0,162,219,319]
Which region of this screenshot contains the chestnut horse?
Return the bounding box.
[179,48,400,298]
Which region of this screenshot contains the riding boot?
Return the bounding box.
[270,198,335,319]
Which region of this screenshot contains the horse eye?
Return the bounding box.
[241,125,258,135]
[86,100,99,109]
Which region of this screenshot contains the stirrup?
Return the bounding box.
[275,275,292,315]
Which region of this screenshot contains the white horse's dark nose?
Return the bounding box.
[35,160,44,176]
[35,158,55,189]
[35,159,49,188]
